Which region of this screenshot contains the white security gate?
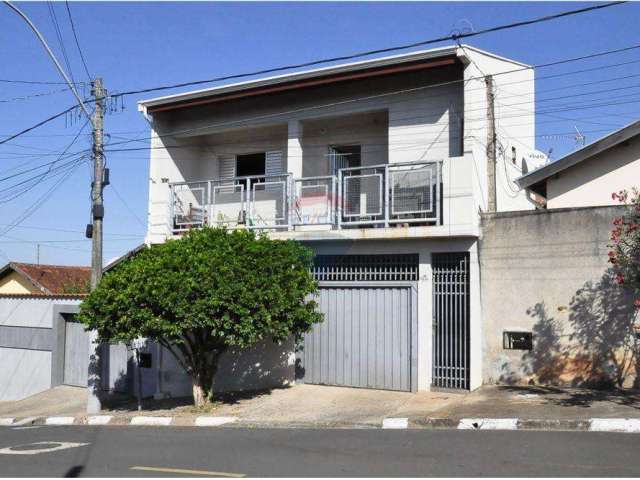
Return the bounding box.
[298,255,418,392]
[63,319,89,387]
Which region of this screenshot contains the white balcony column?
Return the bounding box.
[287,120,303,179]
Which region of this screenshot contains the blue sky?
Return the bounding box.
[1,1,639,266]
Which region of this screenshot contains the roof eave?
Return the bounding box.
[138,45,469,112]
[517,119,640,189]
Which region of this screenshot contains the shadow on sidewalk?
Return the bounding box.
[496,385,640,410]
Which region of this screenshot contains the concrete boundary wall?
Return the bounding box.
[479,205,638,388]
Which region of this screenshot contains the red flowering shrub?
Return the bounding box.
[609,188,640,308]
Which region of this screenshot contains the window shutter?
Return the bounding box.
[218,155,236,179]
[265,151,283,177]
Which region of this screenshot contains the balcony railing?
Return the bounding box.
[169,160,441,234]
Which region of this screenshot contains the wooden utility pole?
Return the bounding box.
[485,75,497,212]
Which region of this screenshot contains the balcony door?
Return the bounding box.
[329,145,361,175]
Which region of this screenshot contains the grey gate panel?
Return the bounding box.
[299,285,413,391]
[432,252,470,390]
[63,319,89,387]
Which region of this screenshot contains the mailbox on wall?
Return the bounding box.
[139,352,152,369]
[503,331,533,350]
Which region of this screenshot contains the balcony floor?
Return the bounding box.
[268,224,479,242]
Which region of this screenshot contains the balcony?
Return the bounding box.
[169,160,442,235]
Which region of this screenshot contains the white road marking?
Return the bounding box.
[382,417,409,429]
[458,418,519,430]
[130,416,172,426]
[88,415,113,425]
[0,442,90,455]
[131,466,245,477]
[45,417,75,426]
[195,416,238,427]
[589,418,640,433]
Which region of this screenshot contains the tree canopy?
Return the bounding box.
[78,227,322,405]
[609,188,640,309]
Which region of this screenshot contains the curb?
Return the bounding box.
[1,416,639,433]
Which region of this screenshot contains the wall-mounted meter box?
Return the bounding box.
[503,331,533,350]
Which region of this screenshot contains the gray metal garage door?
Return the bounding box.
[63,319,89,387]
[299,285,414,391]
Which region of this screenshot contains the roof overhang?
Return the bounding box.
[517,119,640,191]
[0,262,49,294]
[138,45,477,115]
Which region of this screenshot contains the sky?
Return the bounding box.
[0,1,639,266]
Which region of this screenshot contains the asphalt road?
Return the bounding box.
[0,426,639,477]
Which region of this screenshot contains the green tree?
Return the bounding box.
[609,188,640,309]
[78,227,322,406]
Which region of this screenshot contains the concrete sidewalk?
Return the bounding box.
[432,385,640,420]
[2,384,640,431]
[0,386,87,418]
[209,384,464,427]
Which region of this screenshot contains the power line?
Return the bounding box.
[0,105,77,146]
[0,78,85,85]
[106,43,640,149]
[0,158,84,239]
[0,223,142,237]
[111,2,628,98]
[64,0,91,80]
[46,0,76,86]
[0,87,71,104]
[105,178,146,229]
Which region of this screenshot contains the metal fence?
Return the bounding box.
[169,160,441,234]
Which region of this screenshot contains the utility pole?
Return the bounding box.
[90,78,105,290]
[485,75,497,212]
[36,244,40,265]
[87,77,105,414]
[5,0,106,414]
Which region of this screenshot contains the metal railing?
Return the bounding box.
[170,174,291,233]
[169,160,441,234]
[338,160,441,228]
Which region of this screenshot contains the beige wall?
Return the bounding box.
[547,136,640,209]
[480,206,638,388]
[0,272,37,294]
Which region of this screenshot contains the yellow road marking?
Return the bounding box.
[130,466,245,477]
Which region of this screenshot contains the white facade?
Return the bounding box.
[139,45,536,394]
[546,135,640,208]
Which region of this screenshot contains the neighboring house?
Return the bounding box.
[0,263,90,401]
[517,119,640,209]
[0,262,128,401]
[137,44,545,395]
[0,262,90,295]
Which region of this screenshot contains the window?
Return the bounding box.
[236,152,266,178]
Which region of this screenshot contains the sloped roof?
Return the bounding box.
[516,119,640,191]
[138,44,529,114]
[0,262,91,295]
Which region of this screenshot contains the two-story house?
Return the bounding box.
[137,44,542,396]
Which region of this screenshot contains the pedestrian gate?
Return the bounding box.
[63,317,90,387]
[432,252,470,390]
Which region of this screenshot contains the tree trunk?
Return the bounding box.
[191,371,214,408]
